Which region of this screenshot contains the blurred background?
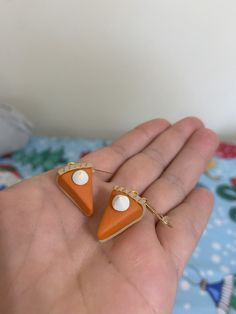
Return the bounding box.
[0,0,235,139]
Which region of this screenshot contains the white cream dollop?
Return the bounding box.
[112,195,130,211]
[72,170,89,185]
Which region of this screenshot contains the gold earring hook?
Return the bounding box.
[131,191,172,228]
[145,202,172,228]
[93,168,113,175]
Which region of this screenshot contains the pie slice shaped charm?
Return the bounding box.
[97,186,146,242]
[57,162,94,216]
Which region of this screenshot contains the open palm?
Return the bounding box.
[0,117,219,314]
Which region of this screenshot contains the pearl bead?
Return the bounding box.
[112,195,130,211]
[72,170,89,185]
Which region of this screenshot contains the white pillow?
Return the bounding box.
[0,104,33,156]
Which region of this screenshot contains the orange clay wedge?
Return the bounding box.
[97,186,146,242]
[57,162,94,216]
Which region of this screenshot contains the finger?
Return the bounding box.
[111,117,204,191]
[156,187,214,278]
[81,118,170,181]
[143,128,219,220]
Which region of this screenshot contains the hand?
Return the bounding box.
[0,117,219,314]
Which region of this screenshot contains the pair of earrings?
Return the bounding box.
[57,162,171,242]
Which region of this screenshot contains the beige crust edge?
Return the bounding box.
[58,162,93,176]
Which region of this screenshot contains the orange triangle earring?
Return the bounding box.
[57,162,94,216]
[97,185,172,242]
[57,162,111,217]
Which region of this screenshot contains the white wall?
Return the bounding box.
[0,0,236,139]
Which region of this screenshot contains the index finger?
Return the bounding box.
[81,119,170,181]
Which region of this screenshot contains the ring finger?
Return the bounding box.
[142,127,218,225]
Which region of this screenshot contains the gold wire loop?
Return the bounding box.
[93,168,113,175]
[125,189,172,227]
[144,202,172,228]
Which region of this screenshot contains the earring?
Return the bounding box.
[97,185,172,242]
[57,161,111,216]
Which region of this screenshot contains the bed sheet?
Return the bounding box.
[0,137,236,314]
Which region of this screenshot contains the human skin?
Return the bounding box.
[0,117,219,314]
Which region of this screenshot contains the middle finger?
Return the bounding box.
[111,117,204,193]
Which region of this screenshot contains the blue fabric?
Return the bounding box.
[175,153,236,314]
[0,136,236,314]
